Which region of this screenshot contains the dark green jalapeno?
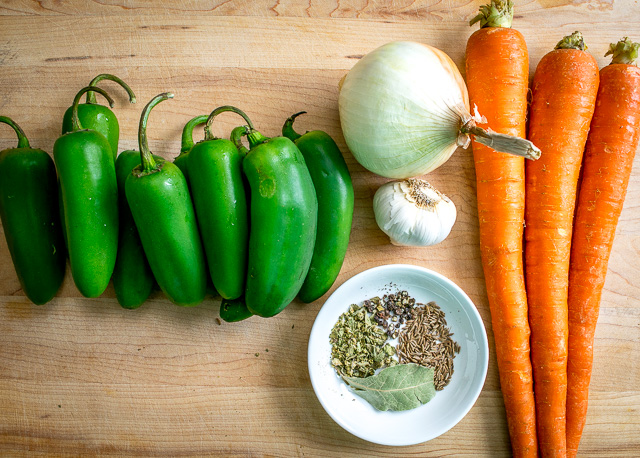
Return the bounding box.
[125,93,207,307]
[187,106,251,300]
[241,127,318,317]
[62,74,136,161]
[175,114,221,298]
[282,112,354,303]
[58,183,67,248]
[0,117,66,305]
[219,296,253,322]
[174,114,208,181]
[176,114,220,298]
[112,150,159,309]
[54,86,118,298]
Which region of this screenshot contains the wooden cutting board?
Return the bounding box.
[1,1,639,456]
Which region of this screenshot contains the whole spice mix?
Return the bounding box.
[329,290,460,410]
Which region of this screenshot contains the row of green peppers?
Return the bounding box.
[0,74,354,320]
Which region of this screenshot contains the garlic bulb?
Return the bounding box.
[373,179,456,247]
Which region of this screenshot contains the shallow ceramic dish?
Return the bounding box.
[307,264,489,446]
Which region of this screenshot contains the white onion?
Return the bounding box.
[338,41,540,179]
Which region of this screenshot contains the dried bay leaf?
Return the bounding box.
[342,364,436,411]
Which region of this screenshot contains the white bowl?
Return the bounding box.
[307,264,489,446]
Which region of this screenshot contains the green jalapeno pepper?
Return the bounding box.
[0,117,66,305]
[58,183,67,248]
[174,114,208,181]
[219,296,253,322]
[241,128,318,317]
[54,86,118,298]
[112,149,160,309]
[125,93,207,307]
[188,106,251,300]
[282,112,354,303]
[62,74,136,161]
[175,115,223,298]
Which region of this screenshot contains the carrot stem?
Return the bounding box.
[469,0,514,28]
[605,37,640,65]
[555,31,586,51]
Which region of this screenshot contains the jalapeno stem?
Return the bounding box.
[86,73,137,105]
[138,92,174,173]
[204,105,255,141]
[0,116,30,149]
[247,129,269,148]
[71,86,115,132]
[230,125,250,155]
[282,111,307,141]
[181,115,209,154]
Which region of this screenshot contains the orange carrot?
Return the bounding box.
[525,31,599,457]
[566,38,640,457]
[465,2,537,456]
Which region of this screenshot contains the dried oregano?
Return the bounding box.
[329,304,397,378]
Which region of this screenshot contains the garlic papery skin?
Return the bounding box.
[373,179,456,247]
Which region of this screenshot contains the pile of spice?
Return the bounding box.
[363,290,416,339]
[329,304,397,378]
[397,301,461,390]
[329,291,462,411]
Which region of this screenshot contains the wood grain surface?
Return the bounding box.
[1,1,639,456]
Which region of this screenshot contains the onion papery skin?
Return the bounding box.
[339,41,471,179]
